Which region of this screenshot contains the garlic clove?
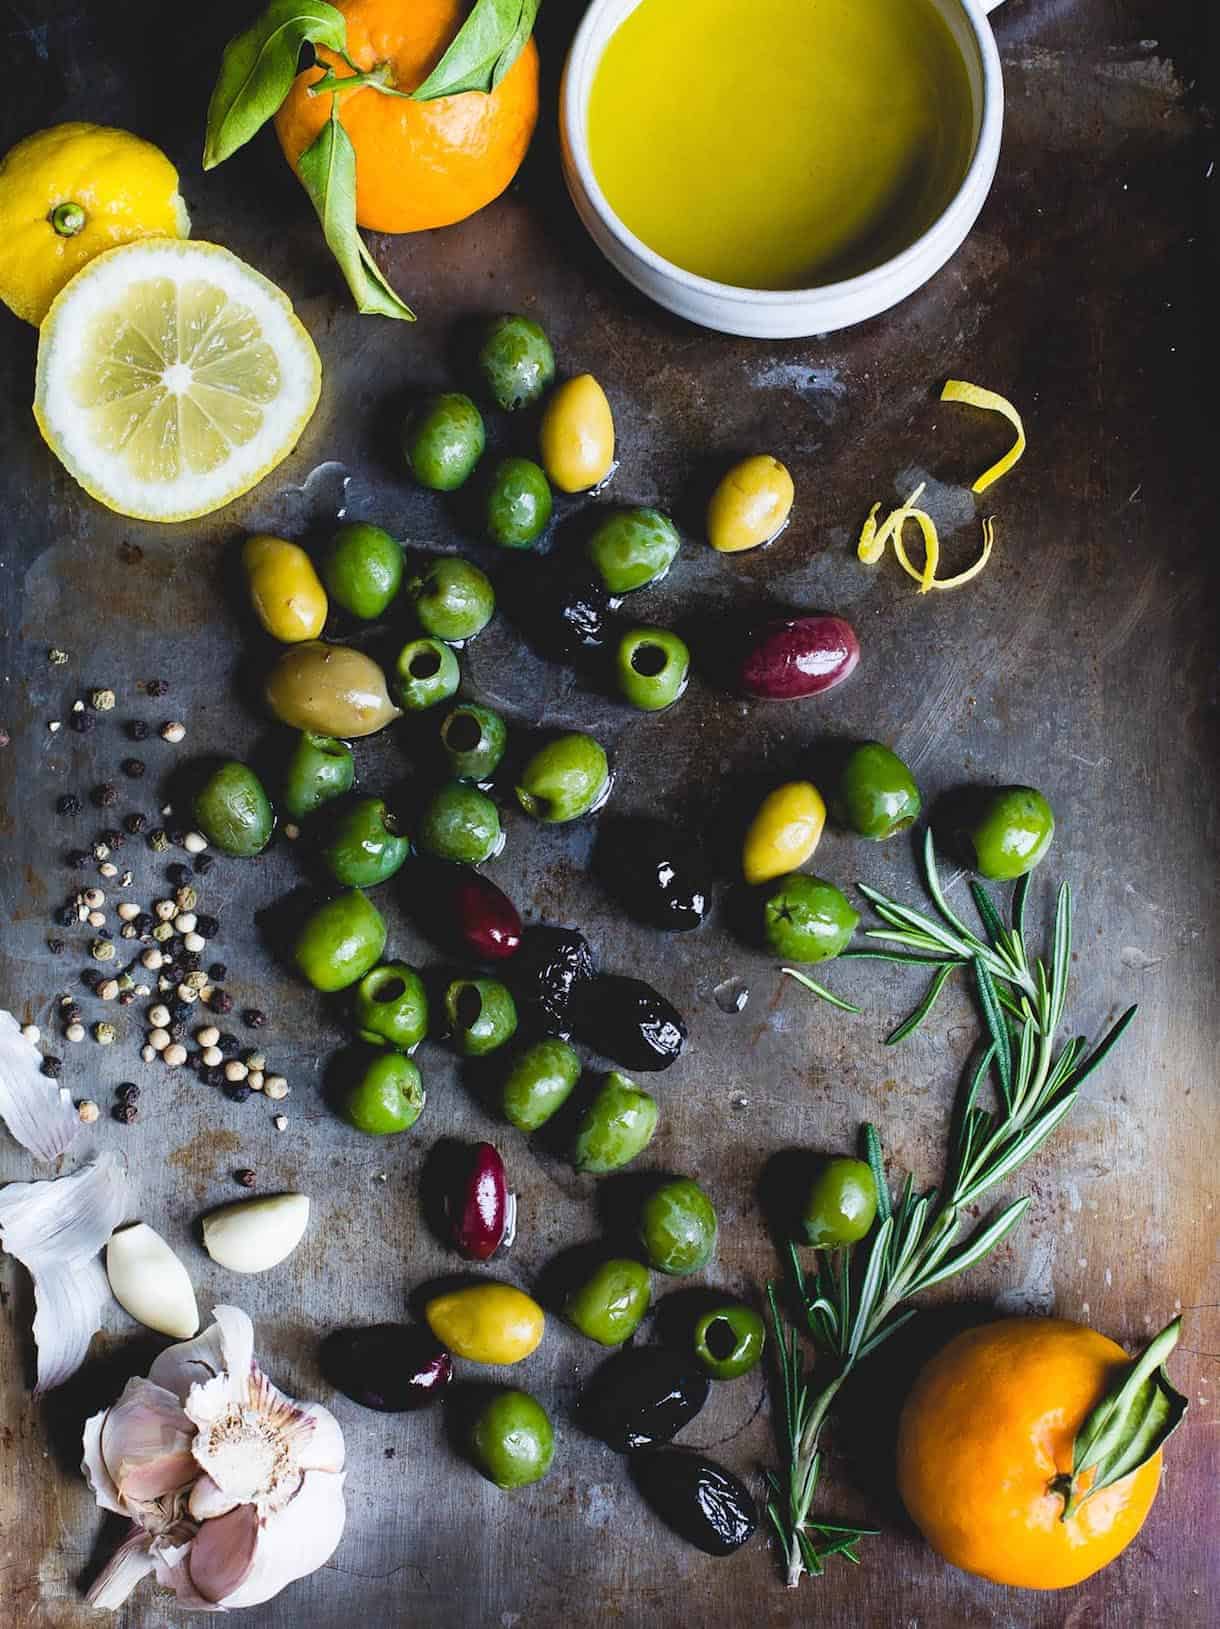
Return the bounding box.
[201,1193,310,1274]
[187,1501,260,1604]
[106,1222,200,1339]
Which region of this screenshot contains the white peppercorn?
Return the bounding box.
[98,979,119,1002]
[202,1046,223,1067]
[141,1044,156,1063]
[94,1022,117,1045]
[91,939,116,961]
[223,1060,248,1083]
[174,911,197,934]
[174,885,198,912]
[177,984,199,1005]
[117,901,140,922]
[21,1023,40,1044]
[154,899,176,921]
[196,1025,220,1048]
[98,862,118,879]
[183,832,207,854]
[247,1071,265,1091]
[264,1076,289,1100]
[160,721,186,744]
[273,1114,288,1131]
[78,1100,100,1123]
[183,931,205,953]
[185,970,207,992]
[82,887,105,909]
[163,1043,187,1066]
[87,909,106,929]
[148,1004,171,1028]
[141,948,164,971]
[65,1022,86,1043]
[149,1028,170,1051]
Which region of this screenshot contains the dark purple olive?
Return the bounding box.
[579,1347,710,1452]
[599,820,710,931]
[449,1141,514,1260]
[739,615,860,700]
[321,1324,452,1411]
[451,871,523,961]
[631,1451,758,1555]
[516,565,613,664]
[512,926,596,1038]
[578,975,686,1071]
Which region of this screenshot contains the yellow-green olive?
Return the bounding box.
[242,534,328,642]
[424,1284,545,1365]
[742,781,826,885]
[707,455,795,554]
[539,374,615,493]
[265,641,401,738]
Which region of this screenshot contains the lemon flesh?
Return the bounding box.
[34,239,321,522]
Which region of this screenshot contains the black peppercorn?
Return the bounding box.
[169,999,190,1022]
[168,829,187,848]
[57,905,77,928]
[124,812,147,835]
[118,990,136,1007]
[69,710,94,735]
[80,969,100,990]
[91,783,118,808]
[181,951,202,973]
[235,1168,257,1188]
[96,927,112,941]
[63,1003,83,1024]
[126,720,149,741]
[100,828,124,850]
[224,1083,252,1103]
[167,863,190,887]
[243,1008,266,1029]
[41,1055,62,1078]
[112,1103,138,1124]
[203,1066,224,1087]
[56,793,82,816]
[195,914,219,939]
[116,1082,140,1103]
[145,678,168,697]
[121,758,146,779]
[208,962,227,982]
[168,1021,186,1042]
[67,848,90,868]
[194,853,215,876]
[134,912,154,935]
[217,1032,239,1053]
[48,939,65,955]
[210,990,234,1015]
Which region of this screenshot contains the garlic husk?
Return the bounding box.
[0,1151,128,1390]
[83,1304,346,1612]
[202,1193,310,1273]
[107,1221,200,1339]
[0,1007,80,1159]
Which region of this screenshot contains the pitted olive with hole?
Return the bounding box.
[615,627,690,711]
[408,557,495,643]
[193,761,274,857]
[395,637,461,711]
[693,1304,766,1379]
[587,507,681,595]
[478,315,556,412]
[353,962,428,1051]
[321,522,403,620]
[281,731,354,821]
[638,1178,718,1276]
[318,796,410,888]
[572,1071,659,1173]
[417,782,502,865]
[539,374,615,492]
[440,704,507,781]
[516,732,610,823]
[445,977,518,1056]
[403,392,485,491]
[565,1258,651,1346]
[485,457,553,549]
[502,1039,582,1131]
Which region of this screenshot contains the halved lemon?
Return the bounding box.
[34,238,321,522]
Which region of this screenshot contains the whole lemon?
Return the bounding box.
[0,122,189,325]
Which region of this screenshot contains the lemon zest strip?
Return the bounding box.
[857,502,883,563]
[935,516,996,589]
[890,507,941,594]
[941,380,1025,494]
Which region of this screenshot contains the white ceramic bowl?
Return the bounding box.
[560,0,1006,338]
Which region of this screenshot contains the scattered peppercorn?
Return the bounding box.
[235,1168,257,1188]
[161,722,186,744]
[41,1056,62,1078]
[243,1008,266,1030]
[90,689,116,712]
[124,813,147,835]
[48,648,69,666]
[77,1099,99,1122]
[195,914,219,939]
[112,1103,138,1124]
[202,1066,223,1088]
[62,1004,83,1025]
[148,829,170,852]
[134,912,154,935]
[56,793,82,816]
[67,849,90,869]
[208,962,227,983]
[121,758,145,779]
[69,710,94,735]
[224,1083,252,1103]
[217,1032,240,1053]
[209,990,234,1015]
[48,939,65,955]
[126,720,150,742]
[194,854,215,876]
[167,863,191,888]
[56,905,76,928]
[100,831,124,853]
[80,969,100,990]
[181,952,202,973]
[145,679,168,697]
[91,783,118,809]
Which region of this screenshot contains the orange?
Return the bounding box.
[275,0,539,234]
[897,1317,1162,1590]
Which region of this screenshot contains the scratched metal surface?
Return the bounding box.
[0,1,1216,1625]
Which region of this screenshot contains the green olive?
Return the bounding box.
[638,1178,718,1275]
[403,393,485,491]
[292,889,387,993]
[339,1050,425,1134]
[265,641,402,737]
[565,1259,651,1345]
[485,457,553,549]
[417,781,502,865]
[317,796,410,888]
[693,1304,766,1379]
[614,627,690,711]
[408,557,495,643]
[478,315,556,411]
[395,637,461,711]
[440,704,507,782]
[193,761,274,857]
[470,1389,554,1488]
[762,874,859,963]
[572,1072,658,1173]
[445,977,518,1056]
[515,732,610,823]
[801,1157,878,1247]
[321,522,403,620]
[502,1039,581,1131]
[353,962,428,1051]
[965,786,1055,880]
[281,731,354,821]
[831,742,921,841]
[586,507,681,595]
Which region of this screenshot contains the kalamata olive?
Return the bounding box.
[320,1323,452,1411]
[599,820,710,931]
[579,1347,710,1452]
[448,1141,515,1260]
[631,1451,759,1555]
[512,926,596,1038]
[512,565,613,665]
[448,870,523,961]
[577,975,686,1071]
[739,615,860,700]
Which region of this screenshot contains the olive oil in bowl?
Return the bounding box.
[587,0,976,291]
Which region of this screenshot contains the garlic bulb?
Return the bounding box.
[202,1193,310,1273]
[106,1222,199,1340]
[83,1305,346,1611]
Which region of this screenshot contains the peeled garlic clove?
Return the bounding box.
[202,1193,310,1274]
[106,1222,199,1339]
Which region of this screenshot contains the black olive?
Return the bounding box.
[630,1450,759,1555]
[512,564,613,664]
[320,1325,453,1412]
[579,1347,709,1452]
[597,819,711,931]
[577,974,686,1071]
[512,926,596,1038]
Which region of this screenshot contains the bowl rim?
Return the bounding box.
[560,0,1005,310]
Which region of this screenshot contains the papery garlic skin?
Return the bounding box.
[107,1222,200,1339]
[83,1304,345,1613]
[201,1193,311,1274]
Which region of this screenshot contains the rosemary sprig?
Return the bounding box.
[765,843,1137,1588]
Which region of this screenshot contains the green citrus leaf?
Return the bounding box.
[412,0,537,101]
[492,0,540,87]
[297,108,416,321]
[205,0,348,169]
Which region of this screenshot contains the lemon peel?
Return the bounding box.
[856,485,996,594]
[941,379,1025,493]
